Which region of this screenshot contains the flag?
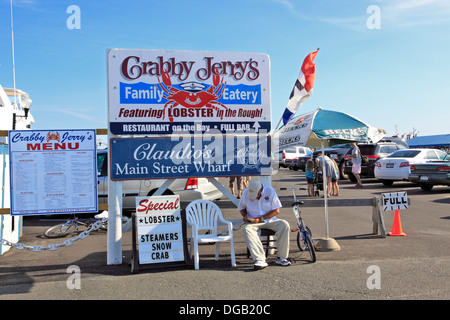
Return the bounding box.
[281,49,319,126]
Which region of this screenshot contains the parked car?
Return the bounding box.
[343,142,406,182]
[374,148,447,186]
[409,152,450,190]
[277,146,312,168]
[288,154,311,171]
[96,150,223,210]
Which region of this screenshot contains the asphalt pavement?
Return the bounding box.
[0,169,449,303]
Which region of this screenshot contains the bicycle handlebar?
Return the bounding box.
[279,187,306,190]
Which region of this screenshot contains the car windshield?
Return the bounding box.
[444,153,450,161]
[387,150,420,158]
[358,145,376,155]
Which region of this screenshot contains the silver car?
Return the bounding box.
[96,150,223,210]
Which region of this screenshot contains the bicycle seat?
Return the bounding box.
[291,200,305,207]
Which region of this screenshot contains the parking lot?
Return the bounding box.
[0,168,449,301]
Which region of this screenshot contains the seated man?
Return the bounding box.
[238,180,291,270]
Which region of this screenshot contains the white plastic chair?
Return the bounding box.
[186,199,236,270]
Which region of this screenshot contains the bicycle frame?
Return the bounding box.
[280,187,316,262]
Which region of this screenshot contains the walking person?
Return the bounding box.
[351,143,363,188]
[229,176,243,199]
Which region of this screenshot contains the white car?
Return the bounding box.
[277,146,313,168]
[374,148,447,186]
[96,150,223,210]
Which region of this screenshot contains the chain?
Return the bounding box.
[0,218,107,253]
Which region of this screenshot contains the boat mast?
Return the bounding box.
[10,0,18,109]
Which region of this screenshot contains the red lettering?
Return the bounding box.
[137,198,180,214]
[43,143,52,150]
[68,143,79,150]
[27,144,41,151]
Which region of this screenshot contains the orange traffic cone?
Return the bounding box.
[388,209,406,236]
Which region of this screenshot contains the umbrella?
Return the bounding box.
[274,107,385,149]
[273,107,385,250]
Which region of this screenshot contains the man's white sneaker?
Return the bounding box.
[275,257,291,266]
[253,260,268,270]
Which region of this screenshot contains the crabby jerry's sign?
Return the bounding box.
[107,49,271,135]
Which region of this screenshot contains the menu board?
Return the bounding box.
[8,130,97,216]
[135,195,186,265]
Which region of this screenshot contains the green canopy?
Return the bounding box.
[274,107,385,149]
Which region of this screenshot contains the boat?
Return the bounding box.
[0,84,35,131]
[0,84,35,254]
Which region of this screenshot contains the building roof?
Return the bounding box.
[407,134,450,147]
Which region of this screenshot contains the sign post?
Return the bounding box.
[106,48,272,266]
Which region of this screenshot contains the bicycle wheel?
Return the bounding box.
[304,233,317,263]
[296,226,312,251]
[44,222,77,238]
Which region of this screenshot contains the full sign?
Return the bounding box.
[110,134,271,180]
[135,195,185,265]
[107,49,271,134]
[8,130,97,215]
[382,192,408,211]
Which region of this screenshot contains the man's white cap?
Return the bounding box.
[247,180,262,200]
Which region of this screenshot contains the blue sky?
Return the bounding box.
[1,0,449,138]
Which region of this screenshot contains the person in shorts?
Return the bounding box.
[351,143,363,188]
[305,159,314,196]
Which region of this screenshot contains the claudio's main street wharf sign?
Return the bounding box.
[107,49,271,135]
[110,134,271,180]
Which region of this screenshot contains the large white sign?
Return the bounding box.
[135,195,185,264]
[107,49,271,135]
[8,130,97,216]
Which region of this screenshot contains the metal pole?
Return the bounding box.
[106,134,123,265]
[321,139,329,238]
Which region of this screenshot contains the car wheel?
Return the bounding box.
[347,173,357,183]
[419,184,433,191]
[339,162,348,180]
[381,180,394,187]
[146,189,175,197]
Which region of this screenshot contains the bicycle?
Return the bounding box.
[280,187,316,263]
[44,212,109,238]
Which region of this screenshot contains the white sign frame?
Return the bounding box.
[382,192,408,211]
[8,129,98,216]
[107,49,271,135]
[131,195,190,271]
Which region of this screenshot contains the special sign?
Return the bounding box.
[107,49,271,135]
[135,195,185,264]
